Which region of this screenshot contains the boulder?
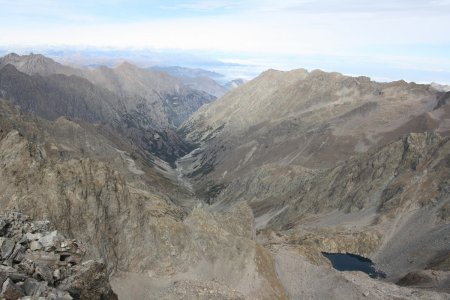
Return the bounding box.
[1,239,16,260]
[22,278,45,297]
[25,233,43,242]
[59,261,117,300]
[38,231,61,250]
[34,265,54,285]
[29,241,43,251]
[1,278,24,300]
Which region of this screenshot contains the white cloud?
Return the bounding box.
[1,9,448,54]
[160,0,239,11]
[0,0,449,82]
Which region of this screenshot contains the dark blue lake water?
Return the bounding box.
[322,252,386,279]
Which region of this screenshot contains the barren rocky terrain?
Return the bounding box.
[0,53,449,299]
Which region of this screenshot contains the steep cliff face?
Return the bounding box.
[0,100,185,270]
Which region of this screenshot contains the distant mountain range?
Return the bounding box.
[150,65,247,97]
[150,66,225,81]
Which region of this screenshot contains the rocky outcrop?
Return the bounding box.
[0,211,117,300]
[109,204,287,299]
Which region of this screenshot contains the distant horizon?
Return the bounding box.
[1,46,449,86]
[1,1,449,84]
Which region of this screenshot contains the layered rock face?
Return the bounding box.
[0,211,116,300]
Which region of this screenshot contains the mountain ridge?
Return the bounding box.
[0,53,217,128]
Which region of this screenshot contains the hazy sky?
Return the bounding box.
[0,0,450,83]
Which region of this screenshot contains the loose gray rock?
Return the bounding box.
[16,259,34,276]
[10,244,25,264]
[0,212,116,300]
[59,261,118,300]
[1,239,16,260]
[1,278,24,300]
[29,241,42,251]
[0,219,7,236]
[38,231,60,250]
[25,233,43,242]
[22,278,45,297]
[34,265,54,285]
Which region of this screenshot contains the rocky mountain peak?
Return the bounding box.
[0,63,19,73]
[0,53,20,60]
[115,61,138,71]
[0,53,80,77]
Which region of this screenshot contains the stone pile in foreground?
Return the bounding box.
[0,211,117,300]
